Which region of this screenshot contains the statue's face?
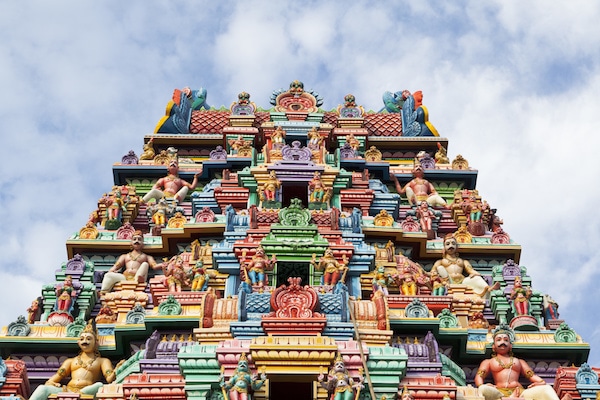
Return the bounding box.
[131,235,144,250]
[168,160,179,174]
[78,332,97,352]
[492,333,512,354]
[237,360,249,372]
[444,237,457,254]
[334,360,345,372]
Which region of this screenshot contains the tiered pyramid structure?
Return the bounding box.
[0,81,597,400]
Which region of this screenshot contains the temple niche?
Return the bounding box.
[0,81,593,400]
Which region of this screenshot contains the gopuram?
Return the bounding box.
[0,81,597,400]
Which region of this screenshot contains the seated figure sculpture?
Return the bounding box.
[142,159,201,204]
[100,231,161,293]
[318,353,363,400]
[29,320,122,400]
[433,234,499,298]
[475,325,561,400]
[391,163,447,207]
[220,353,267,400]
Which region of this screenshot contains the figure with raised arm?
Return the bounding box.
[475,325,561,400]
[142,159,201,204]
[162,255,191,292]
[391,163,447,207]
[100,231,161,294]
[29,320,123,400]
[219,353,267,400]
[433,234,499,298]
[318,353,363,400]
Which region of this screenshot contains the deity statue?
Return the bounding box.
[147,197,175,226]
[228,135,250,154]
[27,298,41,324]
[259,170,282,205]
[318,354,363,400]
[435,142,450,164]
[105,189,126,223]
[391,163,447,207]
[271,126,286,148]
[307,127,323,150]
[344,133,360,151]
[139,137,155,160]
[190,260,210,291]
[219,353,267,400]
[29,320,123,400]
[55,275,77,313]
[393,253,429,295]
[416,201,436,232]
[433,234,499,298]
[162,255,191,292]
[510,276,532,316]
[142,159,201,204]
[429,267,448,296]
[543,294,560,321]
[100,231,161,294]
[396,264,418,296]
[308,171,331,205]
[311,248,348,287]
[244,246,277,288]
[475,325,561,400]
[372,265,392,296]
[398,386,415,400]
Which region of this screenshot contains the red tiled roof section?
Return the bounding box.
[189,110,272,134]
[364,113,402,136]
[323,112,338,126]
[190,110,230,134]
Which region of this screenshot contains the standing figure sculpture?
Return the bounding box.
[244,247,277,288]
[55,275,77,313]
[220,353,267,400]
[162,255,191,292]
[510,276,532,316]
[29,320,122,400]
[475,325,561,400]
[142,159,201,204]
[260,170,282,205]
[271,126,286,149]
[307,127,323,150]
[391,163,447,207]
[100,231,161,294]
[318,354,363,400]
[433,234,499,298]
[311,248,348,287]
[372,265,392,296]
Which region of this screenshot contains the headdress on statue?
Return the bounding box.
[334,353,344,364]
[492,323,515,343]
[400,386,414,400]
[239,352,248,363]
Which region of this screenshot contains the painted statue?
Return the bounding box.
[191,260,210,291]
[142,159,201,204]
[162,255,191,292]
[244,246,277,288]
[54,275,77,313]
[318,354,363,400]
[219,353,267,400]
[311,248,348,287]
[29,320,122,400]
[307,127,323,150]
[391,163,447,207]
[182,86,210,110]
[510,276,532,316]
[260,170,282,203]
[433,234,499,298]
[372,265,392,296]
[475,325,561,400]
[308,171,331,205]
[100,231,161,294]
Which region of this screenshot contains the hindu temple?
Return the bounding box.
[0,81,598,400]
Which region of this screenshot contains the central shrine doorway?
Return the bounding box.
[269,379,313,400]
[275,262,311,286]
[282,182,308,208]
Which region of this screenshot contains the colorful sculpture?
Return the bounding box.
[190,260,209,291]
[311,248,348,287]
[372,265,392,296]
[510,276,532,316]
[54,275,76,313]
[433,234,499,298]
[318,354,363,400]
[307,127,323,150]
[259,170,282,205]
[391,163,447,207]
[100,231,161,293]
[29,320,122,400]
[308,171,332,208]
[142,159,200,204]
[220,353,267,400]
[475,325,561,400]
[244,246,276,288]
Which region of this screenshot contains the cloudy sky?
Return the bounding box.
[1,1,599,367]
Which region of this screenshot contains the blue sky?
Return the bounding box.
[1,1,599,367]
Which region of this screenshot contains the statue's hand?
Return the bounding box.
[260,373,267,381]
[318,373,324,382]
[46,380,61,388]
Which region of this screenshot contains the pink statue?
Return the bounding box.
[475,325,561,400]
[162,255,191,292]
[416,201,435,231]
[142,159,200,204]
[391,163,447,207]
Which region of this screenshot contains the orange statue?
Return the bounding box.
[391,163,447,207]
[142,159,201,204]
